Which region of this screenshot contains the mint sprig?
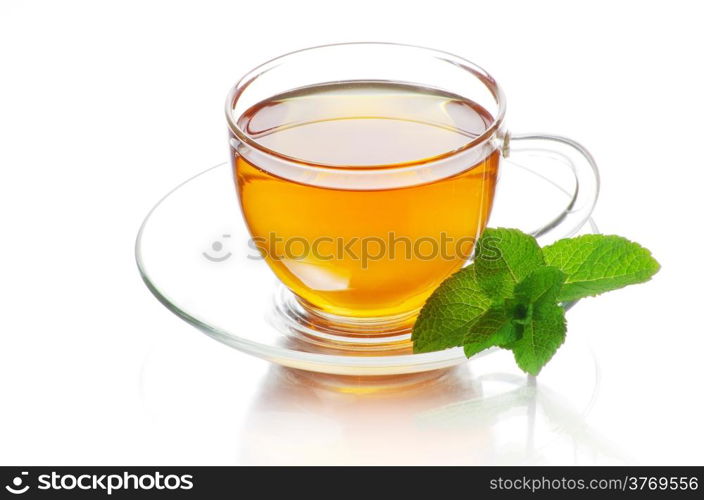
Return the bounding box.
[412,228,660,375]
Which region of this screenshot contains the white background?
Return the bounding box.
[1,0,703,465]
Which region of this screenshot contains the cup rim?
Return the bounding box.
[225,42,507,172]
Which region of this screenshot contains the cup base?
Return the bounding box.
[271,286,417,352]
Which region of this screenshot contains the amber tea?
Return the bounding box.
[233,82,499,318]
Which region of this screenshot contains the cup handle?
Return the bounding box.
[503,132,601,240]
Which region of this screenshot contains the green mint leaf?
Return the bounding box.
[513,266,566,306]
[474,228,545,299]
[510,301,567,376]
[462,304,519,358]
[463,266,566,372]
[412,267,491,353]
[542,234,660,302]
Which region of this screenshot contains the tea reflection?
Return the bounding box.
[238,363,626,465]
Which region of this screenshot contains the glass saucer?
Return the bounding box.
[135,161,598,375]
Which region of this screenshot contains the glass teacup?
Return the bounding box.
[225,43,598,339]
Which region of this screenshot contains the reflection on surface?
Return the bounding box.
[239,362,629,465]
[138,324,630,464]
